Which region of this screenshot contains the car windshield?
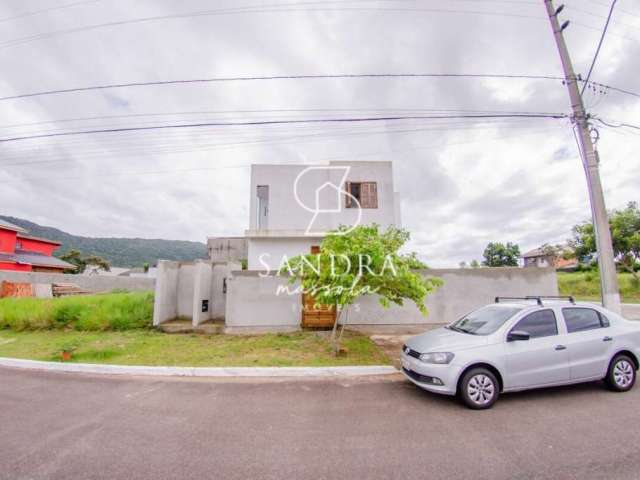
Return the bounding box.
[447,305,523,335]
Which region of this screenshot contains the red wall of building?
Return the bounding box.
[17,237,58,256]
[0,262,31,272]
[0,229,17,254]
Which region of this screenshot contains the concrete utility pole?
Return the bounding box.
[543,0,621,313]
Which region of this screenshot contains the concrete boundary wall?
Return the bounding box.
[153,260,239,326]
[0,271,154,294]
[224,267,559,327]
[225,271,301,329]
[347,267,558,325]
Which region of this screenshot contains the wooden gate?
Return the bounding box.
[301,245,336,328]
[301,293,336,328]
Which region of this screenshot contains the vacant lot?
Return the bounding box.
[0,330,390,367]
[0,292,154,331]
[558,272,640,303]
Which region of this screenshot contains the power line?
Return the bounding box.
[0,113,568,144]
[581,0,618,96]
[595,118,640,131]
[0,1,545,50]
[2,72,637,103]
[0,0,101,24]
[0,107,567,131]
[0,126,567,185]
[1,119,556,166]
[0,73,567,102]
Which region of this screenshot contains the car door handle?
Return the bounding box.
[555,345,567,351]
[603,336,613,342]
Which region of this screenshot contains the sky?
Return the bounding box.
[0,0,638,267]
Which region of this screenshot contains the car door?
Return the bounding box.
[562,307,614,380]
[504,309,570,389]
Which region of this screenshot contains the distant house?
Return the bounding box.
[522,246,578,271]
[0,220,75,273]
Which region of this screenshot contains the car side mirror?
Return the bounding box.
[507,330,530,342]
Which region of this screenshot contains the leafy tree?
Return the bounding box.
[459,261,468,269]
[571,202,640,280]
[282,225,443,353]
[482,242,520,267]
[470,259,481,269]
[60,249,111,274]
[538,243,573,267]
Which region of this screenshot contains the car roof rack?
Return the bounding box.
[494,296,575,306]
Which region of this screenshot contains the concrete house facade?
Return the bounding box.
[153,160,559,331]
[246,161,401,270]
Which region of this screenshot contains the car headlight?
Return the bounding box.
[419,352,455,364]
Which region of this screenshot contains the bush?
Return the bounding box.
[0,292,154,331]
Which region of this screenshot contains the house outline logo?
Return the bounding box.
[293,165,362,236]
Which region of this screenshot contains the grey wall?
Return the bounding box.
[192,261,212,326]
[207,237,248,263]
[225,271,301,329]
[347,267,558,325]
[177,264,195,319]
[224,267,558,327]
[153,260,238,325]
[153,261,179,326]
[0,270,155,294]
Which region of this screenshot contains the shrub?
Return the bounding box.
[0,292,154,331]
[53,303,84,327]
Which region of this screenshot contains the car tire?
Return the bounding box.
[605,354,636,392]
[459,368,499,410]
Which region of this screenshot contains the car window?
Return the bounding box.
[449,305,522,335]
[511,309,558,339]
[563,308,607,333]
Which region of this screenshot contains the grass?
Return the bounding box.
[0,292,154,331]
[0,330,391,367]
[558,272,640,304]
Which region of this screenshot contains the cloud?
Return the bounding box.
[0,0,638,266]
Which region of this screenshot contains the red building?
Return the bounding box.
[0,220,75,273]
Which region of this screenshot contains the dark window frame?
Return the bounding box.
[509,308,559,339]
[345,181,378,209]
[562,307,610,333]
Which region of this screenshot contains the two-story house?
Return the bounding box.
[0,219,75,273]
[244,160,400,270]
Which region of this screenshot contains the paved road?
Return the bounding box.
[623,303,640,320]
[1,368,640,480]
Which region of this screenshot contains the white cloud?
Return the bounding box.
[0,0,638,265]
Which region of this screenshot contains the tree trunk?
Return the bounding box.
[337,305,349,346]
[330,305,342,353]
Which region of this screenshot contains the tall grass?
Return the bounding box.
[0,292,154,331]
[558,272,640,303]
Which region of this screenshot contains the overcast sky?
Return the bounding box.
[0,0,638,267]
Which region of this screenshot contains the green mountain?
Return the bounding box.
[0,216,207,268]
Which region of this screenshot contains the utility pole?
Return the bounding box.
[544,0,621,314]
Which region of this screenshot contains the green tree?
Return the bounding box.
[571,202,640,280]
[482,242,520,267]
[60,249,111,274]
[282,225,443,353]
[470,259,481,269]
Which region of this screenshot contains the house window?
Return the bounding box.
[345,182,378,209]
[256,185,269,230]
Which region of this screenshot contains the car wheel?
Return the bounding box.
[459,368,499,409]
[605,354,636,392]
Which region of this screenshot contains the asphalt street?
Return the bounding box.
[1,367,639,480]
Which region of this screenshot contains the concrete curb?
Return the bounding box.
[0,357,398,378]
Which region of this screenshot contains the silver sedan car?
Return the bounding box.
[401,296,640,409]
